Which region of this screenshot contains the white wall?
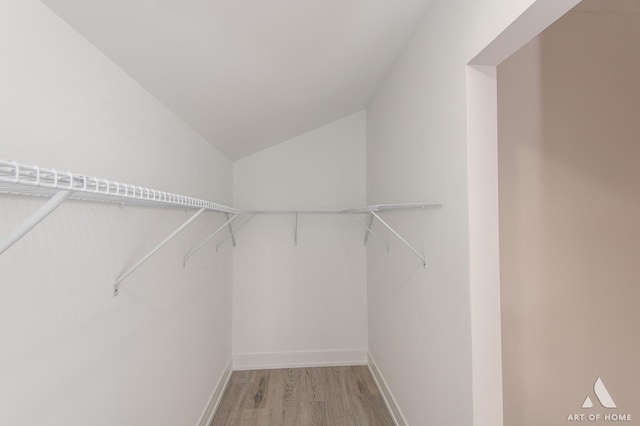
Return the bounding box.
[232,111,367,368]
[498,6,640,425]
[364,0,569,424]
[0,1,233,425]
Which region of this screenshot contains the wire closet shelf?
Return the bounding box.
[0,160,435,215]
[0,159,439,295]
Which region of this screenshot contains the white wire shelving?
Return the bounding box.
[0,159,440,296]
[0,159,239,213]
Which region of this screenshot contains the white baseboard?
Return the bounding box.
[233,349,368,371]
[367,352,408,426]
[196,358,233,426]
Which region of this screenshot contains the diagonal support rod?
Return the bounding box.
[370,211,426,268]
[350,213,386,247]
[114,207,206,296]
[224,212,236,247]
[294,211,298,246]
[0,190,72,255]
[217,214,255,250]
[363,213,375,246]
[183,213,238,265]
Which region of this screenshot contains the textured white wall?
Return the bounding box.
[499,7,640,425]
[0,1,233,425]
[232,112,367,367]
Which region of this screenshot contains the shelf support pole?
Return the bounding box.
[224,212,236,247]
[0,190,72,255]
[114,207,206,296]
[363,213,375,246]
[294,211,298,246]
[370,210,426,268]
[217,214,255,250]
[183,213,238,265]
[350,213,386,248]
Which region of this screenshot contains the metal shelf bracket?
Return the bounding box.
[114,207,206,296]
[224,212,236,247]
[363,213,375,246]
[350,213,386,248]
[0,189,72,255]
[370,210,427,268]
[216,214,255,251]
[294,211,298,246]
[183,213,238,265]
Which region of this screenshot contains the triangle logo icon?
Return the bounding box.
[582,377,617,409]
[582,396,593,409]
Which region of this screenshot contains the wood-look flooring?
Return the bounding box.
[210,366,395,426]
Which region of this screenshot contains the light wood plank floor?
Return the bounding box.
[210,366,395,426]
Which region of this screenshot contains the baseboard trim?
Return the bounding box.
[233,349,368,371]
[196,358,233,426]
[367,352,408,426]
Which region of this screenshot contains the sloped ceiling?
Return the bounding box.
[40,0,432,159]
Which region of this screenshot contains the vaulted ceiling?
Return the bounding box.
[41,0,432,159]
